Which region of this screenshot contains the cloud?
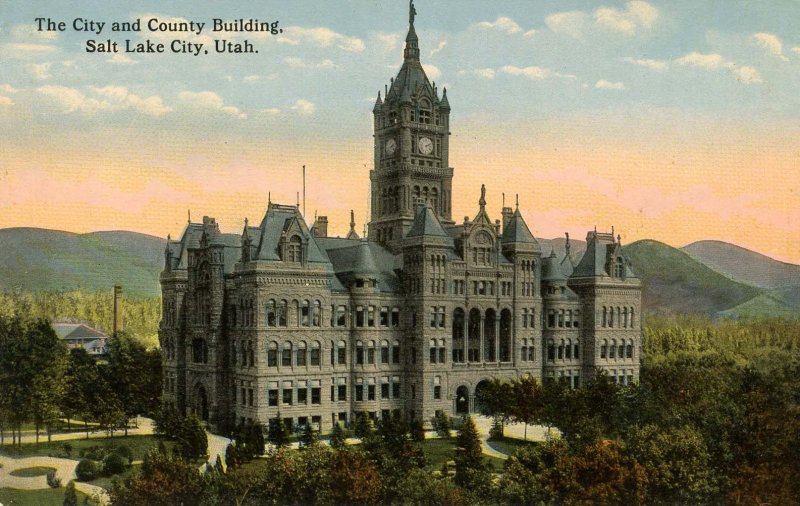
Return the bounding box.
[0,95,13,107]
[595,79,626,90]
[261,107,281,115]
[12,24,59,40]
[37,85,173,116]
[429,40,447,57]
[290,99,315,115]
[622,57,668,71]
[7,43,57,54]
[0,84,19,94]
[476,16,522,34]
[27,62,52,80]
[422,64,441,80]
[595,1,658,34]
[475,68,496,79]
[545,11,587,37]
[500,65,576,80]
[279,26,365,52]
[178,90,246,118]
[676,52,762,83]
[284,57,336,69]
[793,47,800,55]
[374,32,400,52]
[752,32,788,61]
[107,54,137,65]
[243,75,260,82]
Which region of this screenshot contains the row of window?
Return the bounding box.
[546,340,581,361]
[600,339,635,360]
[546,309,581,329]
[601,306,636,328]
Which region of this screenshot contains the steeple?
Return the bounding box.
[404,1,420,62]
[347,209,360,240]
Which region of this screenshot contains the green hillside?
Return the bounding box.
[0,228,166,297]
[682,240,800,290]
[719,285,800,319]
[624,240,763,315]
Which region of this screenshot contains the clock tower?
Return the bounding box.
[368,1,453,252]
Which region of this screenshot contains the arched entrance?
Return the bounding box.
[474,380,492,415]
[195,384,209,421]
[455,385,470,415]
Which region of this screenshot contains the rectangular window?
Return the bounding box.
[336,305,347,327]
[297,388,307,404]
[430,307,437,328]
[430,347,437,363]
[282,349,292,367]
[392,344,400,364]
[267,350,277,367]
[368,384,376,401]
[311,387,321,404]
[282,389,292,405]
[380,306,389,326]
[296,349,306,366]
[392,308,400,327]
[368,306,375,327]
[439,347,446,364]
[355,385,364,401]
[381,383,390,400]
[338,346,346,365]
[310,347,320,366]
[338,385,347,401]
[356,306,365,327]
[367,348,375,364]
[433,385,441,400]
[392,382,400,398]
[356,347,364,365]
[301,303,310,326]
[268,389,278,407]
[381,346,389,364]
[248,388,254,407]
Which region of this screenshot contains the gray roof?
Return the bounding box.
[254,204,328,264]
[319,238,400,293]
[571,232,637,279]
[542,250,568,282]
[53,323,108,340]
[407,203,449,238]
[501,209,539,249]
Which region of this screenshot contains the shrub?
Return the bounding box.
[111,444,133,464]
[63,480,78,506]
[432,412,452,438]
[62,443,73,457]
[75,459,99,481]
[489,419,504,440]
[80,445,106,461]
[102,452,128,476]
[46,469,61,488]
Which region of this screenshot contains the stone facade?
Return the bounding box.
[159,7,642,432]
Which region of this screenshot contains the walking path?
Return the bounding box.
[471,416,555,460]
[0,454,109,503]
[5,417,154,446]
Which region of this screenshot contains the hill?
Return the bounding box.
[682,240,800,290]
[0,228,166,297]
[624,240,763,315]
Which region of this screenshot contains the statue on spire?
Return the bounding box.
[409,0,417,26]
[479,184,486,207]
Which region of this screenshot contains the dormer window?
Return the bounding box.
[614,256,625,279]
[285,235,303,263]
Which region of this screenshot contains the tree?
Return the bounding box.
[267,414,289,448]
[431,411,451,439]
[110,448,204,506]
[353,411,374,438]
[329,421,346,449]
[510,375,544,440]
[177,415,208,460]
[299,423,318,448]
[328,448,384,505]
[61,348,99,431]
[454,416,490,491]
[105,332,162,435]
[476,378,513,438]
[63,480,78,506]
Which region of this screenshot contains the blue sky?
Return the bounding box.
[1,1,799,262]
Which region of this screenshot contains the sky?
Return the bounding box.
[1,0,798,263]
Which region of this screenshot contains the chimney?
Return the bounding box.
[501,207,513,231]
[313,216,328,238]
[113,285,123,337]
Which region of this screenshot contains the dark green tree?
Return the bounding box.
[299,423,318,448]
[454,416,490,491]
[267,414,289,448]
[510,375,544,440]
[329,421,346,449]
[63,480,78,506]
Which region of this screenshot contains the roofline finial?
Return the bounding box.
[479,184,486,208]
[188,209,191,223]
[409,0,417,26]
[515,193,519,210]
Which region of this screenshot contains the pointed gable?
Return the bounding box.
[407,202,448,238]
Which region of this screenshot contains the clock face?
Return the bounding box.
[385,138,396,155]
[418,137,433,155]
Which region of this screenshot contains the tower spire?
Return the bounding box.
[479,184,486,209]
[404,1,420,61]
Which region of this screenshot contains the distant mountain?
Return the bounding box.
[0,228,165,297]
[719,285,800,319]
[623,240,763,315]
[682,240,800,290]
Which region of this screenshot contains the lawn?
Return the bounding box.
[485,436,537,457]
[419,438,506,471]
[0,435,172,461]
[8,466,57,477]
[0,487,88,506]
[90,463,141,490]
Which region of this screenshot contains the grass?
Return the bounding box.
[90,463,141,490]
[8,466,57,477]
[0,487,88,506]
[419,438,506,471]
[485,436,537,457]
[0,435,172,461]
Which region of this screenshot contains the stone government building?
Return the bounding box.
[159,5,642,432]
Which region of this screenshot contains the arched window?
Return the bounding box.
[565,338,572,359]
[301,300,310,327]
[310,341,321,366]
[278,300,288,327]
[267,341,278,367]
[337,340,347,365]
[468,308,481,362]
[429,339,437,363]
[452,308,465,363]
[282,342,293,367]
[629,307,635,328]
[558,340,564,360]
[367,340,376,364]
[296,341,307,366]
[381,340,390,364]
[619,341,625,360]
[609,339,617,359]
[499,309,512,362]
[574,340,580,359]
[484,309,496,362]
[355,340,364,365]
[392,340,401,364]
[248,340,254,366]
[626,340,634,359]
[547,340,555,361]
[313,300,322,327]
[600,340,608,359]
[438,338,446,364]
